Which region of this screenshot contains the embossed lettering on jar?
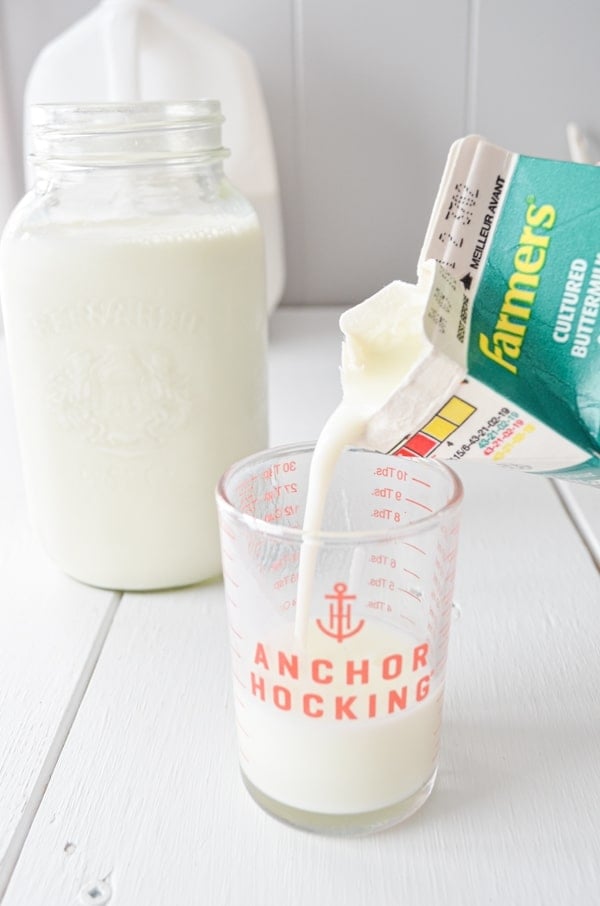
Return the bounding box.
[0,101,268,589]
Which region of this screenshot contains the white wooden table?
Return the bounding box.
[1,307,599,906]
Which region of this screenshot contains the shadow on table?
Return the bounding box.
[394,715,597,833]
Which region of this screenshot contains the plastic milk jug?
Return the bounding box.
[22,0,285,313]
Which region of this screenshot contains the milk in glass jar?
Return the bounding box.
[0,101,268,590]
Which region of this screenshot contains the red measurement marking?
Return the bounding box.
[222,526,236,541]
[399,587,421,601]
[230,626,244,641]
[401,541,426,555]
[411,477,431,488]
[403,568,420,579]
[232,671,246,688]
[239,747,250,763]
[222,548,234,562]
[227,596,239,609]
[236,720,250,738]
[234,693,246,709]
[398,615,417,627]
[231,645,242,659]
[227,577,240,588]
[406,497,433,513]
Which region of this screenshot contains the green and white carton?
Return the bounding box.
[394,135,600,486]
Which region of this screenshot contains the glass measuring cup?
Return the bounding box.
[216,443,463,835]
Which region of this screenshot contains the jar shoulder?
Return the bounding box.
[1,173,259,241]
[1,191,40,240]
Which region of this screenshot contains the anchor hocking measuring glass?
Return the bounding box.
[216,443,463,835]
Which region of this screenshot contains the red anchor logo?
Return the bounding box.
[316,582,365,643]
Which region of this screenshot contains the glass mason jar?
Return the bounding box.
[0,100,268,590]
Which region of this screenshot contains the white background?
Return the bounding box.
[1,0,599,304]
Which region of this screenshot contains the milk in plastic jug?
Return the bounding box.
[23,0,285,312]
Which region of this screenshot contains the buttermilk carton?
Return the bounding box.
[352,136,600,486]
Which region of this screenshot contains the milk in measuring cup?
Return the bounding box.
[217,443,460,830]
[259,275,455,823]
[240,621,441,815]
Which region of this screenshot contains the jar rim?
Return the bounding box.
[31,99,224,133]
[30,100,228,169]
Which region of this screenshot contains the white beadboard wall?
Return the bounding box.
[0,0,599,305]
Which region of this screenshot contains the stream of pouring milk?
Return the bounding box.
[294,264,464,646]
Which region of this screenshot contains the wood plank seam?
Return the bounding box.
[551,480,600,573]
[290,0,308,304]
[464,0,481,133]
[0,592,122,901]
